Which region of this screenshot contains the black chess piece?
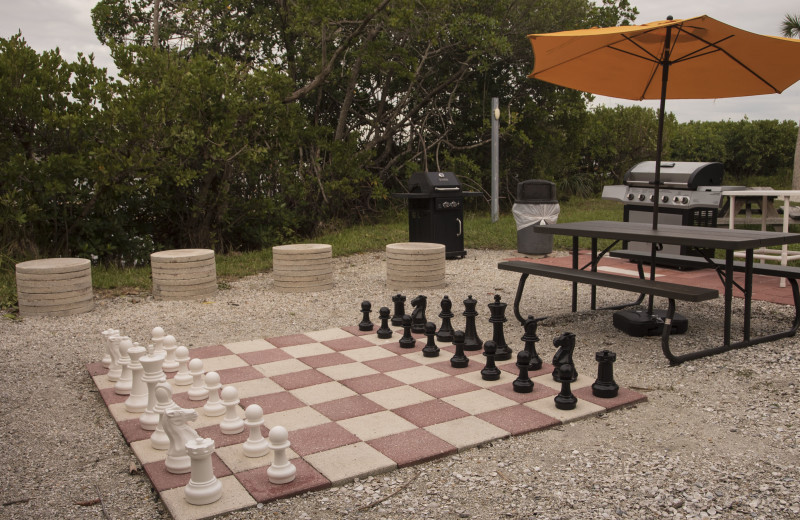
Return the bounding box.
[391,294,407,326]
[519,315,543,371]
[592,350,619,398]
[450,330,469,368]
[480,340,501,381]
[399,315,416,348]
[422,322,440,358]
[462,295,483,351]
[436,296,455,343]
[487,295,512,361]
[552,332,578,382]
[410,295,428,333]
[513,351,534,393]
[359,301,374,331]
[554,363,578,410]
[377,307,393,339]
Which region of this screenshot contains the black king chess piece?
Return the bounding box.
[487,295,512,361]
[377,307,393,339]
[480,340,501,381]
[552,332,578,382]
[436,296,455,343]
[410,295,428,334]
[359,301,374,331]
[513,350,534,393]
[422,322,440,358]
[554,363,578,410]
[450,330,469,368]
[519,315,543,371]
[592,350,619,398]
[391,294,407,326]
[399,315,416,348]
[462,295,483,351]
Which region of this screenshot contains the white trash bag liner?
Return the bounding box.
[512,203,560,231]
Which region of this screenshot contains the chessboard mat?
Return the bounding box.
[87,326,646,520]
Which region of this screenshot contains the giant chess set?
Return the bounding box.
[87,293,646,520]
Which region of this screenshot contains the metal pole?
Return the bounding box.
[491,97,499,222]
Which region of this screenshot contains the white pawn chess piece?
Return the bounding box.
[202,372,225,417]
[267,425,296,484]
[173,346,193,386]
[188,358,209,401]
[219,386,244,435]
[151,382,180,450]
[242,404,269,458]
[162,335,179,373]
[151,326,166,356]
[139,346,166,430]
[163,407,199,474]
[114,336,133,395]
[184,437,223,505]
[101,328,117,368]
[124,343,149,413]
[106,332,123,381]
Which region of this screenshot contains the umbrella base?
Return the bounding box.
[613,309,688,337]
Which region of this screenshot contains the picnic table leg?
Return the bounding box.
[743,249,753,341]
[590,238,598,310]
[572,236,579,313]
[511,273,530,325]
[724,250,734,346]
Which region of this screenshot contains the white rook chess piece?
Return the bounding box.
[184,437,223,505]
[114,336,133,395]
[163,407,199,474]
[151,382,179,450]
[242,404,269,458]
[219,386,244,435]
[188,358,209,401]
[202,372,225,417]
[106,332,122,381]
[151,326,165,356]
[139,345,166,430]
[124,343,149,413]
[101,328,117,368]
[162,335,179,373]
[173,346,193,386]
[267,425,296,484]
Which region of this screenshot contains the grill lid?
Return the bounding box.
[623,161,723,190]
[408,172,462,193]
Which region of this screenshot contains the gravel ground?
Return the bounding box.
[1,248,798,520]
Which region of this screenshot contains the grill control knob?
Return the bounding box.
[627,193,635,200]
[673,196,680,203]
[649,194,655,202]
[638,194,646,201]
[661,195,669,203]
[680,196,689,204]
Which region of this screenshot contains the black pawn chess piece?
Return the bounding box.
[359,301,374,331]
[592,350,619,398]
[410,294,427,334]
[422,322,440,358]
[554,363,578,410]
[487,295,512,361]
[513,351,534,394]
[391,294,407,326]
[436,296,455,343]
[552,332,578,382]
[518,315,543,371]
[462,295,483,351]
[399,315,416,349]
[377,307,393,339]
[480,340,501,381]
[449,330,469,368]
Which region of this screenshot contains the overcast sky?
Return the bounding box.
[1,0,799,123]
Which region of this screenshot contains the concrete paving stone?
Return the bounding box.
[15,257,90,275]
[273,243,331,255]
[303,442,396,486]
[150,249,215,262]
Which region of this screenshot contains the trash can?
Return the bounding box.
[512,180,559,255]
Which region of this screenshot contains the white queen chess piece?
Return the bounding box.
[184,437,223,505]
[267,425,296,484]
[242,404,269,458]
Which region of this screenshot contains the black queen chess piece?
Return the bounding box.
[487,295,512,361]
[480,340,501,381]
[552,332,578,382]
[391,294,407,326]
[410,295,428,334]
[554,363,578,410]
[462,295,483,351]
[592,350,619,398]
[377,307,393,339]
[359,301,374,331]
[513,350,534,393]
[436,296,455,343]
[519,315,543,371]
[422,322,440,358]
[450,330,469,368]
[399,315,416,348]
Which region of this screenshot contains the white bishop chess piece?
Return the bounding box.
[267,425,296,484]
[114,336,133,395]
[139,344,166,430]
[124,343,149,413]
[184,436,223,505]
[242,404,269,458]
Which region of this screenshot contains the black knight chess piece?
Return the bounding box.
[480,340,501,381]
[513,350,534,393]
[519,315,543,371]
[410,295,428,334]
[552,332,578,382]
[554,363,578,410]
[487,295,512,361]
[377,307,393,339]
[592,350,619,398]
[462,295,483,351]
[359,301,374,331]
[450,330,469,368]
[391,294,407,326]
[422,322,440,358]
[436,296,455,343]
[399,315,416,348]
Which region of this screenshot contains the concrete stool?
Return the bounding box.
[386,242,446,290]
[15,258,93,317]
[151,249,216,301]
[272,244,333,292]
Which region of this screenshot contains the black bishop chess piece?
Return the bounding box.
[554,363,578,410]
[518,315,543,371]
[592,350,619,398]
[410,295,428,334]
[480,340,501,381]
[449,330,469,368]
[552,332,578,382]
[359,301,374,331]
[513,350,534,394]
[487,295,512,361]
[436,296,455,343]
[391,294,407,326]
[422,322,440,358]
[462,295,483,351]
[377,307,393,339]
[399,315,416,348]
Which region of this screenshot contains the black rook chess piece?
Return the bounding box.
[399,315,416,348]
[377,307,393,339]
[450,330,469,368]
[410,295,428,334]
[480,340,501,381]
[462,295,483,351]
[519,315,543,371]
[359,301,374,331]
[422,322,440,358]
[487,295,512,361]
[552,332,578,382]
[513,351,534,393]
[592,350,619,398]
[436,296,455,343]
[391,294,407,326]
[554,363,578,410]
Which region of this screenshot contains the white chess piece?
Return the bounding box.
[114,336,133,395]
[242,404,269,458]
[202,372,225,417]
[267,425,296,484]
[184,437,222,505]
[173,346,193,386]
[151,382,179,450]
[187,358,209,401]
[139,347,166,430]
[162,335,179,373]
[106,332,122,381]
[124,343,149,413]
[151,327,166,356]
[101,328,117,368]
[219,386,244,435]
[163,407,199,474]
